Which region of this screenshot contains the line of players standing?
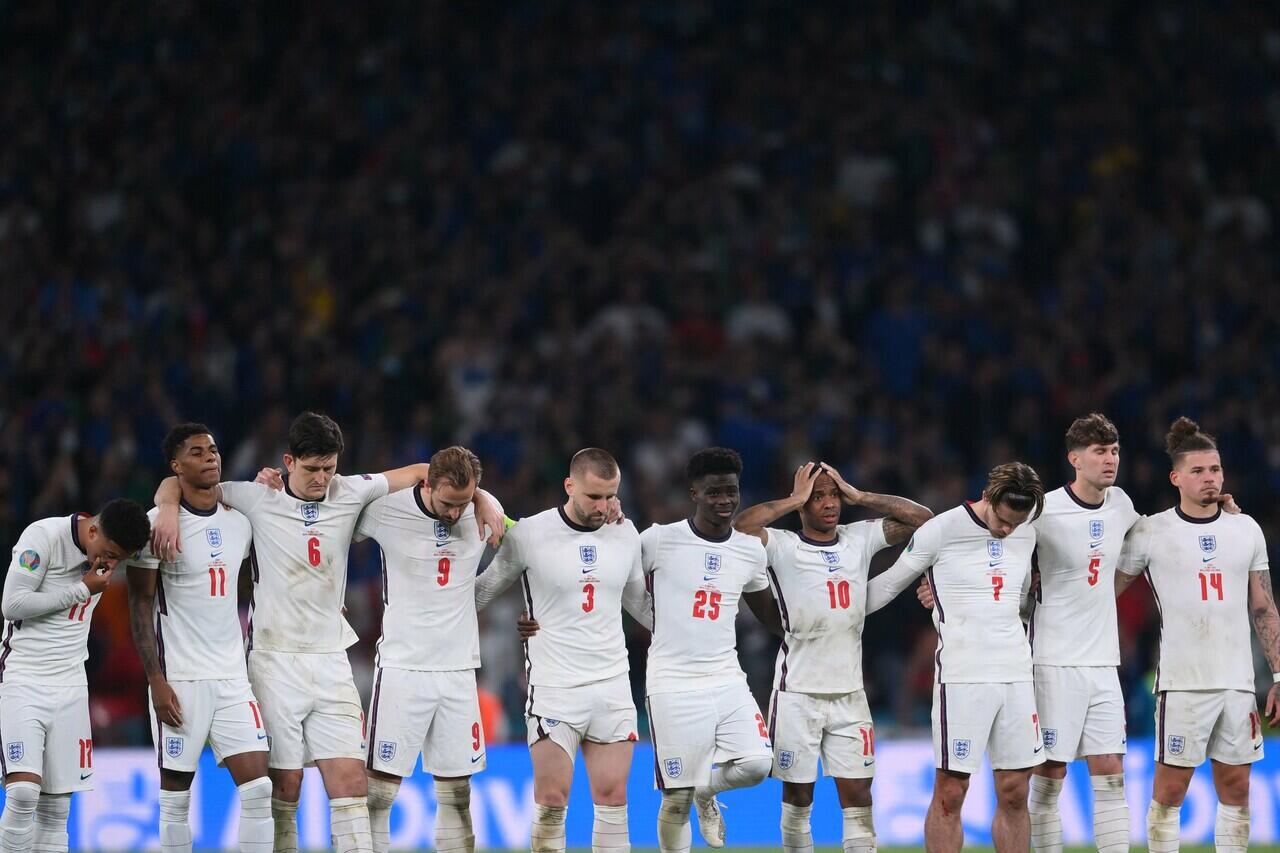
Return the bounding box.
[0,409,1275,853]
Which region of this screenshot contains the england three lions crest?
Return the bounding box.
[952,739,970,760]
[664,758,683,778]
[379,741,397,763]
[579,545,597,565]
[1089,520,1104,541]
[205,527,222,549]
[1199,535,1216,554]
[435,521,450,544]
[166,737,184,758]
[704,553,722,574]
[301,503,320,523]
[987,540,1003,560]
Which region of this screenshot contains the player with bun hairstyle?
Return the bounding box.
[1117,417,1280,852]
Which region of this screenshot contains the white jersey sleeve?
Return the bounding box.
[474,524,525,610]
[1028,486,1142,665]
[132,503,254,681]
[644,520,770,694]
[218,480,271,515]
[1132,507,1268,691]
[3,523,89,621]
[0,515,103,685]
[363,489,487,671]
[866,519,939,614]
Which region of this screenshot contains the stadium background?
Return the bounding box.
[2,0,1280,848]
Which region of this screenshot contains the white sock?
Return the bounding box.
[330,796,373,853]
[159,789,193,853]
[272,797,299,853]
[0,780,41,853]
[32,792,71,853]
[780,802,812,853]
[1028,775,1063,853]
[531,804,567,853]
[1215,803,1249,852]
[367,776,399,853]
[703,757,771,796]
[1146,801,1181,853]
[236,778,273,853]
[592,803,629,853]
[436,778,475,853]
[841,805,876,853]
[1090,774,1128,853]
[656,789,692,853]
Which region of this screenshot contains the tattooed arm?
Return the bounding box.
[733,462,821,546]
[821,464,933,545]
[1249,570,1280,724]
[126,564,183,727]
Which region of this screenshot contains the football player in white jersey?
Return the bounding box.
[866,462,1045,853]
[127,424,273,853]
[0,499,150,853]
[733,461,931,853]
[149,412,504,853]
[356,446,495,853]
[1117,417,1280,853]
[475,448,648,853]
[643,447,782,853]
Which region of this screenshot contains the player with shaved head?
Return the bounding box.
[475,448,650,853]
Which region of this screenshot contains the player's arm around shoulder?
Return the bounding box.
[865,513,940,615]
[1114,514,1152,596]
[474,517,523,610]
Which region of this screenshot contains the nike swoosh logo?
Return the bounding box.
[257,733,267,740]
[1202,556,1215,563]
[828,565,841,573]
[304,520,319,527]
[1089,542,1103,549]
[703,576,717,582]
[210,551,223,558]
[1033,746,1043,753]
[863,758,875,766]
[988,562,1002,568]
[471,754,485,763]
[582,567,595,574]
[80,772,92,780]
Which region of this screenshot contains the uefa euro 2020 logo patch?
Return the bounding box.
[579,545,597,565]
[17,550,39,573]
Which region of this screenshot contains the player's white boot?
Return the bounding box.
[691,790,725,848]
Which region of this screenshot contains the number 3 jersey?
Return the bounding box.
[475,507,647,689]
[764,520,890,694]
[221,474,389,654]
[1119,506,1269,692]
[1029,485,1140,666]
[131,503,253,681]
[867,504,1037,684]
[355,488,489,672]
[642,520,770,695]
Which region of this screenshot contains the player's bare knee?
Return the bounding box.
[1036,760,1069,780]
[931,772,968,814]
[835,777,872,808]
[993,771,1030,809]
[269,768,304,802]
[1213,770,1250,806]
[781,782,815,807]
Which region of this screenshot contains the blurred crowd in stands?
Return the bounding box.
[2,1,1279,747]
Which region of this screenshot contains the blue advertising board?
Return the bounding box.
[18,739,1280,848]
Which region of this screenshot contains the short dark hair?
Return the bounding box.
[570,448,619,480]
[984,462,1046,520]
[1065,413,1119,451]
[97,499,151,554]
[162,423,214,461]
[1165,416,1218,466]
[288,411,344,459]
[429,446,483,489]
[686,447,743,483]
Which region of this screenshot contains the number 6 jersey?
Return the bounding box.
[221,474,389,655]
[1119,506,1269,692]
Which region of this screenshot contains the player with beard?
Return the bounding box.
[733,462,931,853]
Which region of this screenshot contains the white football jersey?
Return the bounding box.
[867,504,1037,684]
[475,507,647,689]
[221,474,388,654]
[355,488,488,671]
[765,520,889,694]
[1119,506,1269,691]
[1,515,100,685]
[1030,485,1141,666]
[642,519,770,695]
[131,502,254,681]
